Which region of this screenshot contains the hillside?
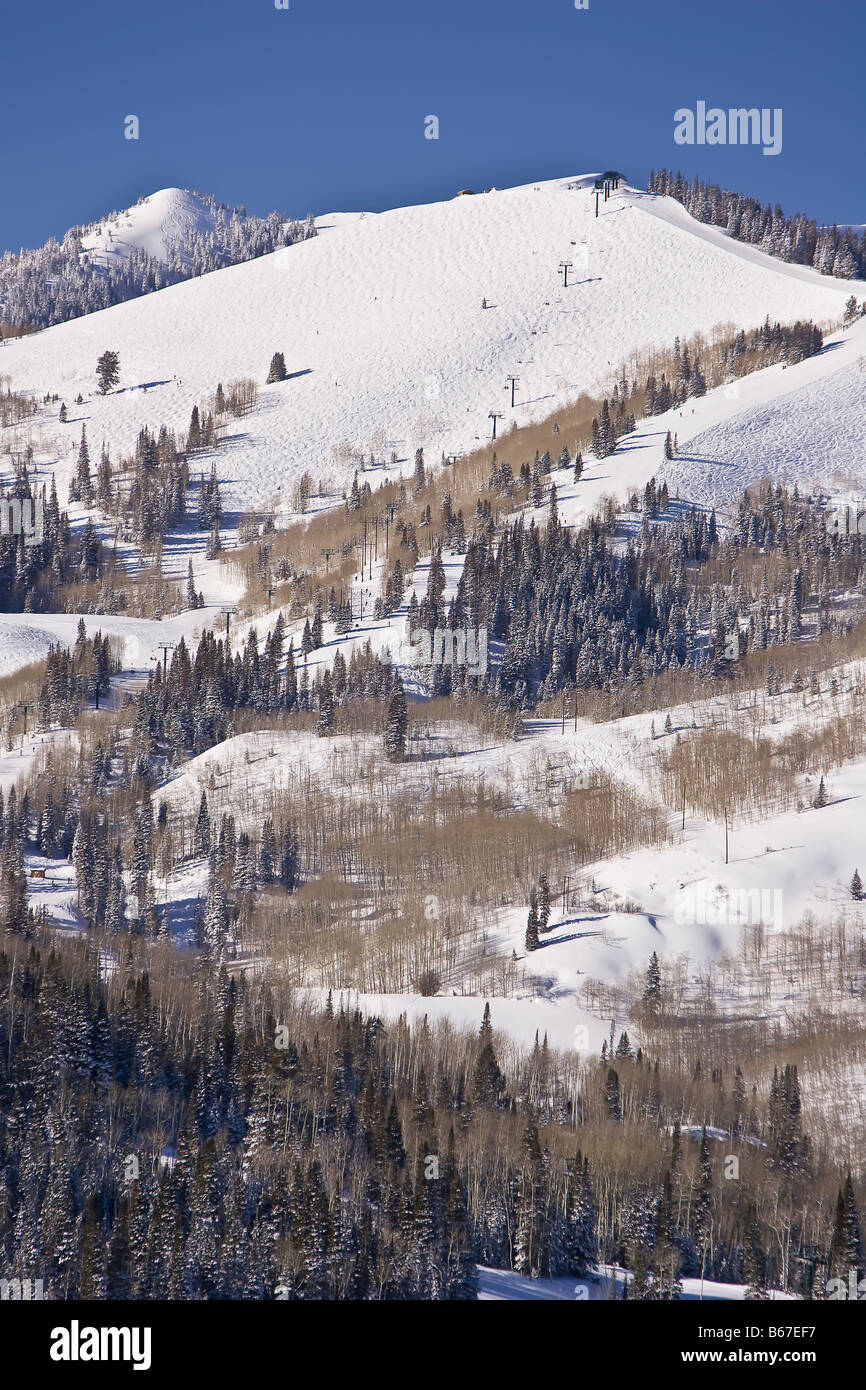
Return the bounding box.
[1,174,860,516]
[2,170,866,1310]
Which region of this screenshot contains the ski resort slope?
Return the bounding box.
[544,313,866,534]
[662,318,866,511]
[0,605,223,679]
[2,176,860,513]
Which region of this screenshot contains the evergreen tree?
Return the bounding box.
[694,1126,713,1277]
[258,818,276,884]
[96,350,120,395]
[75,426,94,505]
[525,891,539,952]
[537,872,551,931]
[643,951,662,1005]
[206,522,222,558]
[194,792,211,857]
[204,874,229,959]
[743,1204,769,1300]
[605,1068,622,1122]
[188,406,202,453]
[316,671,335,736]
[472,1003,506,1106]
[266,351,288,383]
[186,558,201,609]
[830,1173,863,1280]
[732,1067,747,1137]
[384,676,408,762]
[272,825,297,891]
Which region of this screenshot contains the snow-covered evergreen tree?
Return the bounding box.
[384,676,408,762]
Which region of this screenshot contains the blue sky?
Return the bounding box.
[2,0,863,252]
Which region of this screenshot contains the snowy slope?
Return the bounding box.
[80,188,226,270]
[662,329,866,511]
[0,606,224,679]
[2,175,860,515]
[147,645,866,1067]
[540,315,866,534]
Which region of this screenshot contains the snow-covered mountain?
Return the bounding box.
[2,173,861,515]
[0,188,314,331]
[4,170,866,1229]
[80,186,313,275]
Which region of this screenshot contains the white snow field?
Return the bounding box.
[1,175,861,516]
